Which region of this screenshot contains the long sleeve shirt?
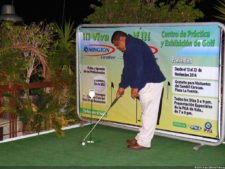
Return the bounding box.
[119,35,165,91]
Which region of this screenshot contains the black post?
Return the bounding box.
[167,81,171,99]
[136,99,138,123]
[0,127,3,141]
[111,82,114,104]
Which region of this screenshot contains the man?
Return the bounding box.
[111,31,165,150]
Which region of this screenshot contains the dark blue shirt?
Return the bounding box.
[119,35,165,90]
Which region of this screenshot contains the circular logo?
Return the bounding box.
[205,122,212,129]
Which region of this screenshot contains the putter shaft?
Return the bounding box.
[82,96,120,142]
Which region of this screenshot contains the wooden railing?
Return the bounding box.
[0,81,53,139]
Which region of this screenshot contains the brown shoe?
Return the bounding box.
[126,138,137,146]
[128,143,150,150]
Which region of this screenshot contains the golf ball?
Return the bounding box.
[82,142,86,146]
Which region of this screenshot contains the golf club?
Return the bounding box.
[81,96,120,146]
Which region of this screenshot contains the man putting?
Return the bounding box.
[111,31,165,150]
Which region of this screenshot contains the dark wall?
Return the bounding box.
[0,0,223,25]
[0,0,100,26]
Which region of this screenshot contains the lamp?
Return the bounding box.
[0,4,23,23]
[88,90,95,100]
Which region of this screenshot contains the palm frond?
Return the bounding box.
[214,0,225,21]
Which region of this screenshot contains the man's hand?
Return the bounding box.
[116,87,125,98]
[131,88,139,99]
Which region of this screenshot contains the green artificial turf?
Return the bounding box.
[0,125,224,168]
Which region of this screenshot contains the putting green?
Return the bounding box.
[0,125,224,167]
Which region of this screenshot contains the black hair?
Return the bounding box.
[111,31,127,43]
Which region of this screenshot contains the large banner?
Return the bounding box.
[77,24,222,139]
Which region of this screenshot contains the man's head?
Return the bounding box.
[111,31,127,52]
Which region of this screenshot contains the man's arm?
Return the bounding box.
[117,57,130,98]
[119,66,129,89]
[126,42,144,97]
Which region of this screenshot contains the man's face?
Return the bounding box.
[113,37,126,52]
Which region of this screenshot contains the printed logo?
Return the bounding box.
[149,46,159,55]
[93,75,106,93]
[83,44,116,57]
[82,44,158,57]
[189,125,202,131]
[173,121,187,128]
[204,122,212,133]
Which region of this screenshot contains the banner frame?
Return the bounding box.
[76,22,225,147]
